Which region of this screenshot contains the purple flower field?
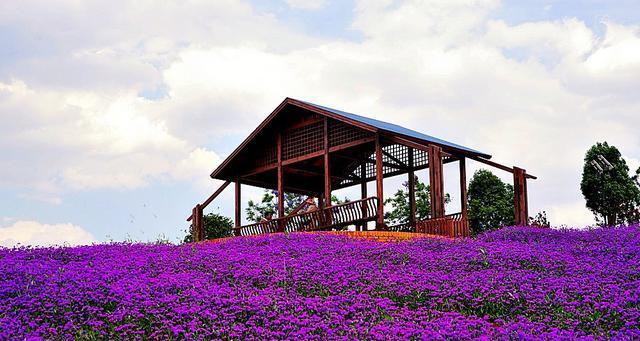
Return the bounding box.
[1,226,639,340]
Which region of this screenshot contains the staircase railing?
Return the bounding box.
[233,197,379,236]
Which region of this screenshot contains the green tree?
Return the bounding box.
[331,194,350,205]
[467,169,515,235]
[529,211,550,228]
[183,213,233,243]
[384,176,450,225]
[580,142,640,226]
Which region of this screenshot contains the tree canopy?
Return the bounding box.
[580,142,640,226]
[245,190,305,223]
[384,176,450,226]
[183,213,233,243]
[467,169,515,235]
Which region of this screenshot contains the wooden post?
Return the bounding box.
[375,135,385,229]
[513,167,529,226]
[191,206,198,242]
[323,118,332,227]
[277,133,285,232]
[360,162,368,231]
[408,148,416,228]
[428,145,445,218]
[459,158,468,217]
[195,204,204,241]
[323,117,331,207]
[235,178,241,234]
[459,158,469,237]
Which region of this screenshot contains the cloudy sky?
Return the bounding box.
[1,0,639,246]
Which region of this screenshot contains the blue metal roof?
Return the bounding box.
[299,100,490,158]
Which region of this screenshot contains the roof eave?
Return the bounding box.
[210,97,293,179]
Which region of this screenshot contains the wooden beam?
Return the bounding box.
[242,163,277,177]
[428,145,445,218]
[283,150,325,166]
[360,162,368,231]
[328,136,375,153]
[382,149,408,169]
[459,158,468,218]
[286,167,351,181]
[277,133,284,226]
[468,155,537,179]
[235,178,241,228]
[331,156,461,191]
[187,181,231,221]
[202,181,231,208]
[408,148,416,226]
[384,135,468,157]
[513,167,529,226]
[286,116,323,131]
[238,177,317,197]
[384,134,453,158]
[288,98,378,133]
[375,135,385,229]
[191,206,198,242]
[240,137,375,178]
[334,153,407,171]
[195,204,204,242]
[323,117,331,206]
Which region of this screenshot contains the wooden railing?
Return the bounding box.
[388,212,470,238]
[233,197,379,236]
[415,212,470,237]
[387,222,414,232]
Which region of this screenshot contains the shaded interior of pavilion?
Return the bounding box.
[188,98,535,241]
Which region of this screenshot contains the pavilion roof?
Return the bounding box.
[210,98,492,185]
[298,100,490,159]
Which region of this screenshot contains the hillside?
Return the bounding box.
[1,226,639,339]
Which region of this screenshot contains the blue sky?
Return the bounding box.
[1,0,639,246]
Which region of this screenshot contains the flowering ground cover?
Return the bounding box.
[1,226,639,340]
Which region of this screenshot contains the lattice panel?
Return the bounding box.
[282,121,323,160]
[328,120,371,147]
[414,149,428,168]
[337,144,430,187]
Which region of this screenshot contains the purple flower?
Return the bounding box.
[0,225,639,339]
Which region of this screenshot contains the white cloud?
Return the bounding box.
[285,0,327,10]
[0,220,96,247]
[0,80,223,193]
[1,0,639,228]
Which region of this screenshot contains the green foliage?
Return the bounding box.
[183,213,233,243]
[384,176,450,225]
[246,190,278,223]
[529,211,550,228]
[468,169,515,235]
[331,195,350,205]
[580,142,640,226]
[246,190,349,223]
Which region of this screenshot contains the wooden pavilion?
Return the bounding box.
[187,98,536,241]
